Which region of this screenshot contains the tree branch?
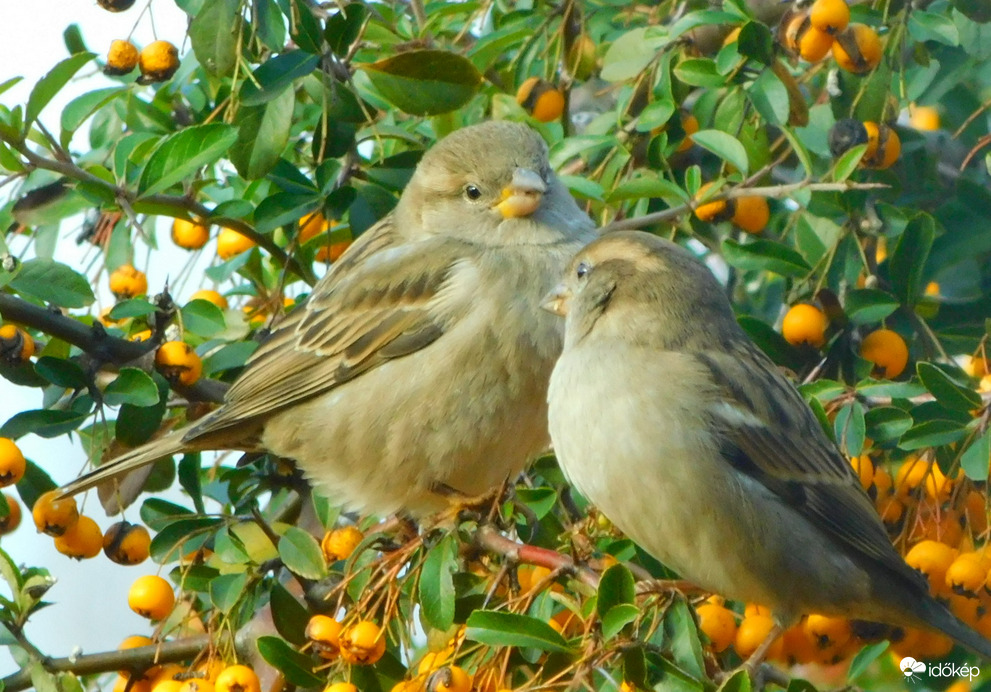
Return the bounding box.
[3,137,316,286]
[0,634,227,692]
[599,180,889,233]
[0,292,228,403]
[474,523,600,589]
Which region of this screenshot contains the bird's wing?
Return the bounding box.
[696,341,926,586]
[187,214,475,440]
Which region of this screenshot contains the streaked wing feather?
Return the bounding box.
[186,215,464,438]
[699,341,927,586]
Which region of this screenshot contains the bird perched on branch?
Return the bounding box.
[61,121,595,517]
[544,230,991,666]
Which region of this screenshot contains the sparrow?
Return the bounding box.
[61,120,596,517]
[544,230,991,661]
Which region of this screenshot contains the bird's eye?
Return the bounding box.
[464,184,482,201]
[576,261,591,279]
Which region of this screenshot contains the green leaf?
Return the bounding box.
[600,28,665,82]
[663,598,706,681]
[189,0,239,76]
[26,53,94,125]
[909,11,960,45]
[747,69,788,127]
[722,239,812,278]
[917,362,982,412]
[597,564,635,617]
[899,420,968,450]
[181,299,226,338]
[210,572,247,613]
[601,603,639,640]
[466,610,573,653]
[863,406,913,443]
[138,124,239,197]
[202,341,259,376]
[231,89,294,179]
[832,144,866,182]
[270,582,310,646]
[674,58,725,87]
[178,453,204,514]
[9,259,95,308]
[718,670,752,692]
[60,87,127,146]
[418,534,458,631]
[325,3,368,56]
[834,401,866,456]
[844,289,899,324]
[116,373,169,446]
[361,50,482,116]
[240,52,319,106]
[846,639,889,682]
[104,368,161,407]
[889,214,935,307]
[278,526,327,579]
[149,517,220,562]
[256,636,324,687]
[961,430,990,481]
[109,299,157,319]
[690,130,749,174]
[1,409,89,439]
[33,357,88,389]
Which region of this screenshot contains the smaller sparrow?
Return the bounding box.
[544,230,991,664]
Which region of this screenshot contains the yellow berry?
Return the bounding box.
[155,341,203,387]
[54,515,103,559]
[128,575,175,620]
[216,229,256,260]
[139,41,180,83]
[781,304,828,348]
[860,328,908,378]
[321,525,364,562]
[0,437,26,487]
[109,264,148,299]
[32,489,79,536]
[105,39,139,76]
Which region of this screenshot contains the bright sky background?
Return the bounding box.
[0,0,196,676]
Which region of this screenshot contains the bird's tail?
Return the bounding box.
[913,595,991,660]
[58,430,190,500]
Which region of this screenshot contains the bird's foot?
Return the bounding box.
[428,479,511,528]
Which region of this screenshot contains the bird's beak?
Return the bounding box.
[494,168,547,219]
[541,283,572,316]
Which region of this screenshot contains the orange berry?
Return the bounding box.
[178,681,214,692]
[325,685,359,692]
[905,540,957,597]
[216,228,256,260]
[731,196,770,233]
[172,218,211,250]
[862,122,900,169]
[0,493,22,534]
[963,490,988,535]
[696,602,737,652]
[103,520,151,565]
[190,289,229,310]
[676,112,699,153]
[781,304,828,348]
[781,624,818,664]
[744,603,771,618]
[32,489,79,536]
[305,614,343,659]
[340,620,386,665]
[895,457,929,499]
[802,614,851,649]
[832,23,882,74]
[809,0,850,34]
[215,665,260,692]
[860,328,909,378]
[735,614,783,659]
[923,463,954,502]
[516,77,565,123]
[0,437,26,487]
[109,264,148,299]
[798,25,834,62]
[427,666,472,692]
[946,554,988,597]
[849,455,874,491]
[321,525,364,562]
[0,324,35,364]
[54,515,103,559]
[139,41,180,83]
[909,105,940,131]
[299,212,330,244]
[105,39,139,76]
[155,341,203,387]
[115,675,151,692]
[128,575,175,620]
[314,240,352,264]
[694,183,730,223]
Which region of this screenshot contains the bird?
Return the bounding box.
[543,230,991,663]
[60,120,596,517]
